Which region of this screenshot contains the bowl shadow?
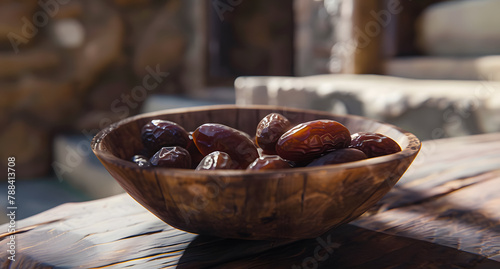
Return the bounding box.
[176,224,499,269]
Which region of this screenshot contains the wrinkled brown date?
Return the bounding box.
[255,113,292,155]
[276,120,351,162]
[193,123,259,169]
[247,156,292,170]
[196,151,237,170]
[135,117,402,170]
[349,132,401,158]
[307,148,367,167]
[141,120,190,154]
[149,146,191,169]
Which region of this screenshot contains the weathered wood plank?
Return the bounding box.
[398,133,500,186]
[353,133,500,262]
[368,133,500,210]
[354,170,500,261]
[0,133,499,268]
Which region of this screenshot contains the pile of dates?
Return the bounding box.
[131,113,401,171]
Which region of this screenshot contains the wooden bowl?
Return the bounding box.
[91,105,420,240]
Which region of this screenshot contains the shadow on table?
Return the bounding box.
[176,224,499,269]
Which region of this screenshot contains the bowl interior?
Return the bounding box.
[95,105,414,164]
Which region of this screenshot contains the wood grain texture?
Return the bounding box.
[91,105,420,240]
[1,132,499,268]
[354,134,500,262]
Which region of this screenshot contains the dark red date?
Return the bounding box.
[149,146,191,169]
[247,156,292,170]
[276,120,351,162]
[141,120,190,154]
[135,117,402,170]
[255,113,292,155]
[193,123,259,169]
[307,148,367,167]
[349,132,401,158]
[196,151,237,170]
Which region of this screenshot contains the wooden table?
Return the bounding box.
[1,133,500,268]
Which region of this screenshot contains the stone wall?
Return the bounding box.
[0,0,204,177]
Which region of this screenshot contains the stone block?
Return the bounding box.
[416,0,500,56]
[235,76,276,105]
[235,74,500,141]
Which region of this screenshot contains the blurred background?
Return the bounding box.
[1,0,500,222]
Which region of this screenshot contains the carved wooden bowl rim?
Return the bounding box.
[91,104,421,176]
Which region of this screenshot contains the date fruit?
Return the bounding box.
[349,132,401,158]
[276,120,351,162]
[247,156,292,170]
[196,151,237,170]
[187,132,205,169]
[255,113,292,155]
[132,155,151,168]
[141,120,190,154]
[134,116,404,170]
[307,148,367,167]
[149,146,191,169]
[193,123,259,169]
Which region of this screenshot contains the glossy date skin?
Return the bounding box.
[276,120,351,162]
[307,148,367,167]
[141,120,190,154]
[193,123,259,169]
[187,132,205,169]
[247,156,292,170]
[349,132,401,158]
[196,151,237,170]
[255,113,292,155]
[149,146,191,169]
[131,155,151,168]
